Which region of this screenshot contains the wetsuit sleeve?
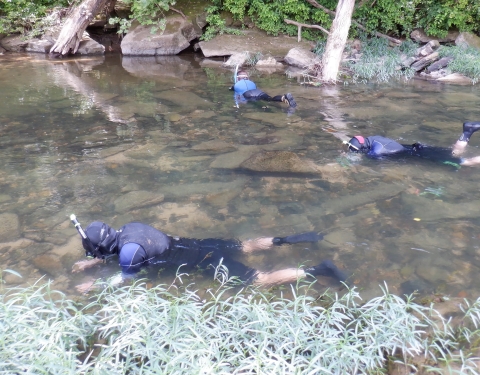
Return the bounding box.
[367,137,405,156]
[368,141,385,156]
[118,242,147,276]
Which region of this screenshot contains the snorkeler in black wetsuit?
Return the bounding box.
[343,122,480,167]
[70,216,347,293]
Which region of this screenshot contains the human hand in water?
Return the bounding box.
[75,278,96,294]
[72,258,103,273]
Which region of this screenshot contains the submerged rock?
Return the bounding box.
[0,213,20,242]
[190,139,237,155]
[240,151,318,173]
[114,191,165,213]
[33,253,64,278]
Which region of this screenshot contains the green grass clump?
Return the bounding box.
[0,276,96,374]
[438,45,480,84]
[346,37,416,83]
[1,268,480,374]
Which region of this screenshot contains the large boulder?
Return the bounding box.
[0,35,28,52]
[437,73,472,84]
[26,39,54,53]
[7,28,104,55]
[455,32,480,50]
[76,36,105,55]
[121,16,201,55]
[198,28,314,59]
[410,28,459,44]
[223,51,251,67]
[284,47,317,69]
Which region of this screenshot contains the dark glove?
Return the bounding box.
[273,231,323,246]
[304,260,347,282]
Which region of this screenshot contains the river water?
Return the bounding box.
[1,52,480,300]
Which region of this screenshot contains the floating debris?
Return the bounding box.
[420,186,444,197]
[411,247,431,253]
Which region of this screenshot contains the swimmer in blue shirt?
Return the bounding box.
[343,122,480,168]
[230,70,297,109]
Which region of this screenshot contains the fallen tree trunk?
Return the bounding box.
[50,0,110,56]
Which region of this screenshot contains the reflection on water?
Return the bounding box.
[1,53,480,300]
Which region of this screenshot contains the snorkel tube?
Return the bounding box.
[70,214,87,239]
[234,63,239,83]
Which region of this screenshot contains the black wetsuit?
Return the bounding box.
[117,222,256,281]
[359,136,463,167]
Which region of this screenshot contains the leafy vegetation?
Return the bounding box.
[200,4,243,41]
[415,0,480,38]
[109,0,176,35]
[0,0,70,37]
[2,268,480,374]
[203,0,480,42]
[2,0,479,48]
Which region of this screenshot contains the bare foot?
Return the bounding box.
[72,258,103,273]
[75,279,96,294]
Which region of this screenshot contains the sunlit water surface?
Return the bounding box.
[1,53,480,300]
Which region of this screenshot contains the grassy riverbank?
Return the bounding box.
[313,37,480,84]
[1,269,480,374]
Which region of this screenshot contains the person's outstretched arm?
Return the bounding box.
[72,257,104,273]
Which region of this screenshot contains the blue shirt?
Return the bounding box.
[233,79,256,95]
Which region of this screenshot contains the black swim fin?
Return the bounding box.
[304,260,347,282]
[273,231,323,246]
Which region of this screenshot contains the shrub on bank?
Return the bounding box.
[1,269,480,374]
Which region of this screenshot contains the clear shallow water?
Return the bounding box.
[1,52,480,300]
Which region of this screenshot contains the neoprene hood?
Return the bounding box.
[83,221,118,258]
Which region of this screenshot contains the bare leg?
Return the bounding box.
[241,237,274,253]
[460,156,480,166]
[453,122,480,155]
[452,140,468,156]
[254,268,306,286]
[252,260,347,287]
[241,231,324,253]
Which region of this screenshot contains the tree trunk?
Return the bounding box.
[320,0,355,83]
[50,0,109,56]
